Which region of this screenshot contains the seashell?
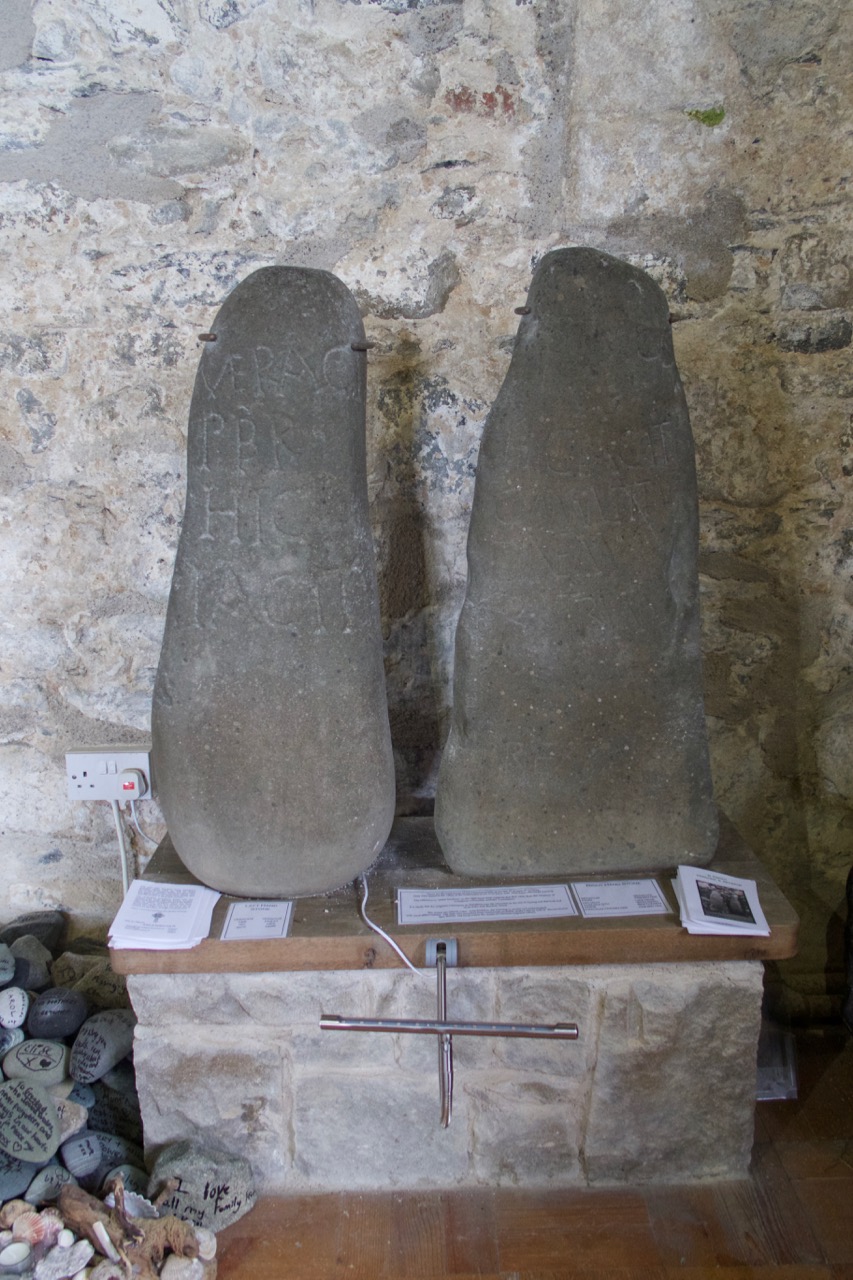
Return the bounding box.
[88,1259,126,1280]
[0,1202,31,1230]
[0,1232,11,1250]
[11,1208,63,1250]
[102,1188,157,1220]
[90,1223,119,1264]
[0,1240,32,1274]
[57,1230,75,1249]
[32,1237,94,1280]
[193,1228,216,1262]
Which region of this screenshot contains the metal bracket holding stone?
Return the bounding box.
[320,939,579,1129]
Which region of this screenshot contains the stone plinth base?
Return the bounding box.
[129,961,763,1191]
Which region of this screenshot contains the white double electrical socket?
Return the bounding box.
[65,747,153,802]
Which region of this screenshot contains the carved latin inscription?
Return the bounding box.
[152,268,395,897]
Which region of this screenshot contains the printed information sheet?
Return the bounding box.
[397,883,577,925]
[221,899,293,941]
[108,880,220,950]
[571,878,671,918]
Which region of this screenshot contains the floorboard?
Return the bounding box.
[214,1026,853,1280]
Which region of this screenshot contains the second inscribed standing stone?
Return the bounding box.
[435,248,718,876]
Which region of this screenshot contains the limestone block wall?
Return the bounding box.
[0,0,851,1013]
[128,962,764,1190]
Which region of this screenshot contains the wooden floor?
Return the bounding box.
[216,1025,853,1279]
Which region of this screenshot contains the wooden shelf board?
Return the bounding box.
[110,813,798,975]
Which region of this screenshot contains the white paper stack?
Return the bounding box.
[109,880,220,950]
[673,865,769,936]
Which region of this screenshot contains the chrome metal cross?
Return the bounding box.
[320,939,579,1128]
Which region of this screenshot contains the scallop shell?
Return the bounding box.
[103,1189,157,1220]
[11,1208,63,1249]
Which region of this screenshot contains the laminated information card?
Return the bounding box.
[397,884,577,925]
[221,900,293,941]
[571,879,671,919]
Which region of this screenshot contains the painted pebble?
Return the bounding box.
[0,1080,61,1161]
[0,1031,25,1059]
[27,990,88,1041]
[0,946,14,989]
[101,1163,149,1196]
[0,1150,38,1203]
[0,913,64,953]
[0,990,29,1031]
[24,1163,77,1206]
[2,1041,70,1089]
[148,1139,256,1230]
[9,938,52,992]
[59,1132,102,1179]
[87,1082,142,1146]
[69,1010,135,1084]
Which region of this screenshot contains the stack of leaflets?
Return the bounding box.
[109,879,220,950]
[673,865,769,937]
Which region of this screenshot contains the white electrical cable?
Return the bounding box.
[110,799,133,898]
[357,874,425,979]
[129,799,159,849]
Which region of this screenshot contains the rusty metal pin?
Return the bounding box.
[514,306,531,315]
[198,333,217,342]
[351,340,376,352]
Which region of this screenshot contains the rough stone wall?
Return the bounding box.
[129,962,763,1190]
[0,0,851,1012]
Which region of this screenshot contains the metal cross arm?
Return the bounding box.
[320,939,579,1128]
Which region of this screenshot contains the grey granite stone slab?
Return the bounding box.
[435,248,717,877]
[152,266,395,897]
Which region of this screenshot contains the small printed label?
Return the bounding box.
[221,901,293,941]
[397,884,577,925]
[570,878,671,918]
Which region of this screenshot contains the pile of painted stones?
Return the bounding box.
[0,912,255,1280]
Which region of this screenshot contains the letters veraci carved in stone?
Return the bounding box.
[435,248,718,877]
[152,267,395,897]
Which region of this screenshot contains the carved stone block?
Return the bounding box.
[152,267,395,896]
[435,248,717,875]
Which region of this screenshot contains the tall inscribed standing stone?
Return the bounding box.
[152,267,395,897]
[434,248,718,876]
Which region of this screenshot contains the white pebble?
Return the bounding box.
[160,1256,205,1280]
[193,1228,216,1261]
[58,1229,76,1248]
